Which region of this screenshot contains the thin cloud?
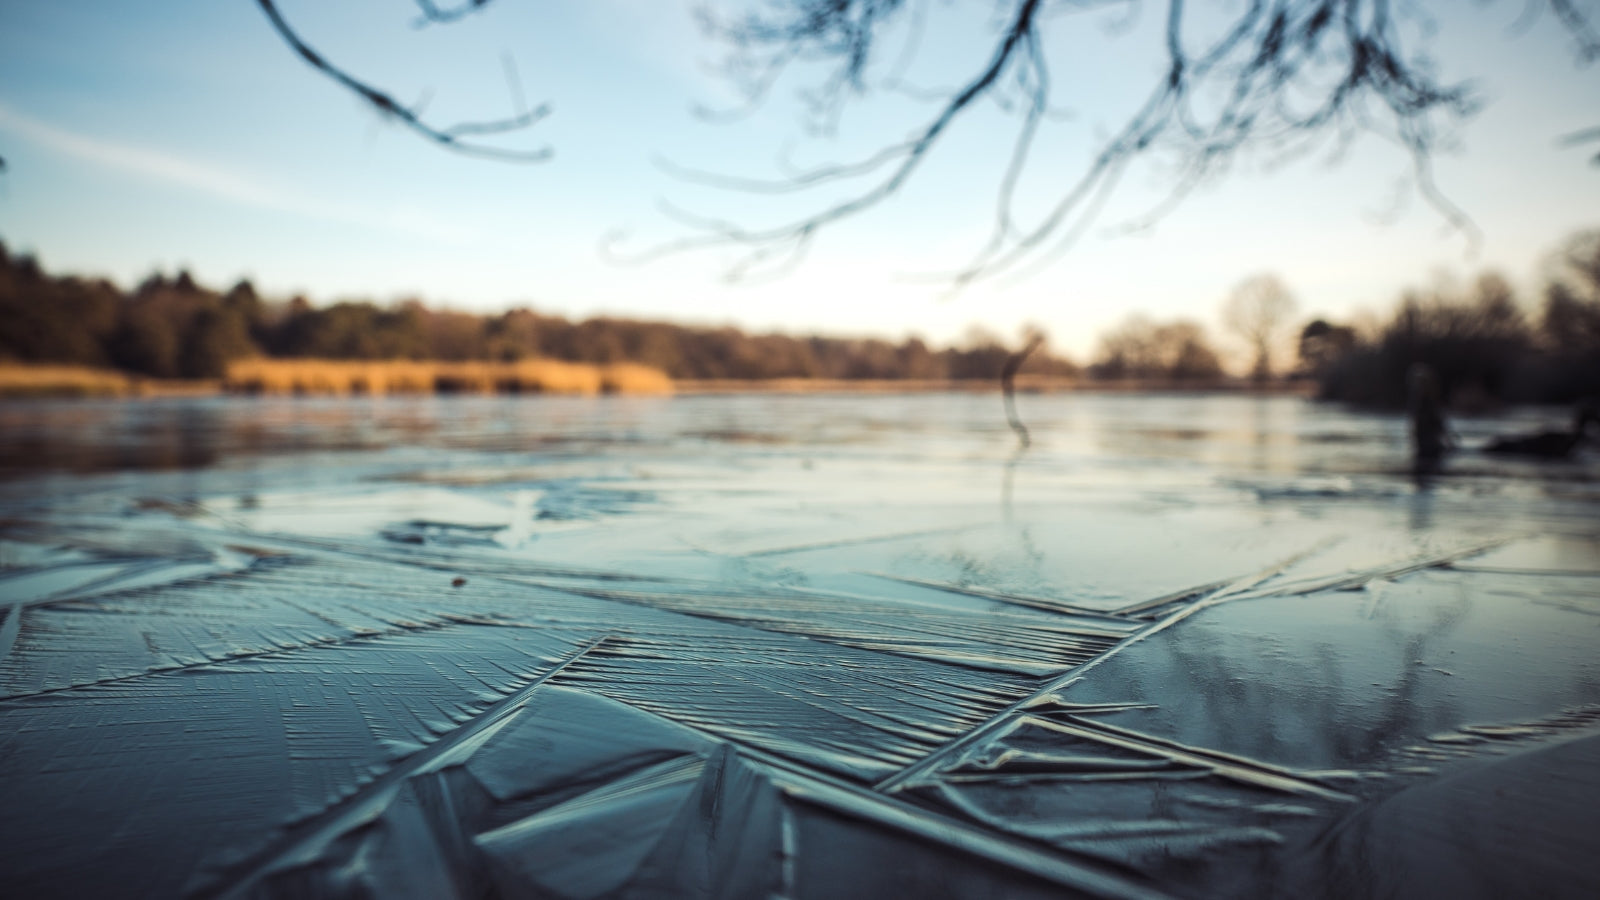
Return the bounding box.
[0,104,478,245]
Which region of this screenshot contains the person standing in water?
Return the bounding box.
[1408,363,1450,467]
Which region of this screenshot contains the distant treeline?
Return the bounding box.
[1298,230,1600,408]
[1086,316,1226,382]
[0,243,1078,382]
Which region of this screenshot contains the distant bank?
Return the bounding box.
[0,362,1314,399]
[0,245,1079,388]
[673,377,1311,395]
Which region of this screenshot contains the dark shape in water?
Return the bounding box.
[1001,331,1045,449]
[1482,401,1599,458]
[1407,363,1450,466]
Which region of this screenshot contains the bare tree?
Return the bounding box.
[1091,314,1223,381]
[1297,319,1357,377]
[1223,274,1298,382]
[255,1,1600,281]
[1541,230,1600,351]
[1546,229,1600,299]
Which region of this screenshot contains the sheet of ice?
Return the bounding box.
[2,393,1598,898]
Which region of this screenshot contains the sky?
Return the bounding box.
[1,0,1598,366]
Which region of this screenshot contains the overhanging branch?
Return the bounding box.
[257,0,550,162]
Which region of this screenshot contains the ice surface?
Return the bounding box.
[2,394,1598,898]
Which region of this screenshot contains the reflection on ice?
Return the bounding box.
[200,487,516,538]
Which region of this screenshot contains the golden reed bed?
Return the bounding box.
[0,365,148,397]
[224,359,672,396]
[0,360,673,397]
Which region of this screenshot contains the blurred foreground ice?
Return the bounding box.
[2,394,1597,898]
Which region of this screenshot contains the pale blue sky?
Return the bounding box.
[1,1,1597,363]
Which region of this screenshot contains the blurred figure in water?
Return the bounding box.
[1408,363,1450,470]
[1482,399,1600,458]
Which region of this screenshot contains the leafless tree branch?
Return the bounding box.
[1547,0,1600,61]
[257,0,550,162]
[643,0,1600,283]
[259,0,1597,281]
[411,0,495,28]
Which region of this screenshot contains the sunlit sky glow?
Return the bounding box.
[2,1,1598,364]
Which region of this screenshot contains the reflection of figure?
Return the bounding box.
[999,330,1046,518]
[1483,401,1599,459]
[1407,364,1450,465]
[1001,331,1045,449]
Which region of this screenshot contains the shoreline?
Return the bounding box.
[673,377,1314,396]
[0,364,1315,399]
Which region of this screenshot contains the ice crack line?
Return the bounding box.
[873,543,1329,794]
[586,692,1173,900]
[0,603,22,671]
[0,614,490,705]
[189,635,611,900]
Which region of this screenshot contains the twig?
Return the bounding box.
[256,0,551,162]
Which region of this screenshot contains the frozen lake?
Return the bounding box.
[2,393,1598,898]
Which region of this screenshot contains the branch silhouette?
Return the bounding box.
[256,0,1597,280]
[256,0,550,162]
[640,0,1595,283]
[411,0,495,28]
